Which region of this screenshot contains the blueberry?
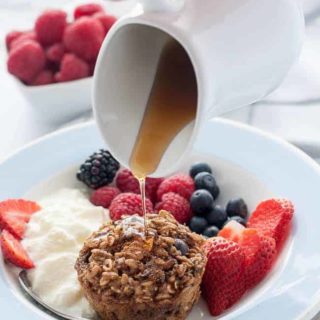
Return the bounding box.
[190,190,214,215]
[203,226,219,238]
[174,239,189,256]
[211,185,220,200]
[226,216,247,227]
[205,205,228,228]
[194,172,218,198]
[226,198,248,219]
[189,216,208,234]
[190,163,212,179]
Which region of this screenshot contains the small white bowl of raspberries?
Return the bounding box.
[6,3,117,125]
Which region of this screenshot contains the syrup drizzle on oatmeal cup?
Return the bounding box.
[129,40,198,235]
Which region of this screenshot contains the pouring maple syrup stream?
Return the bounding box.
[129,40,198,235]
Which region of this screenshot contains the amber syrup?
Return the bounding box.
[129,39,197,235]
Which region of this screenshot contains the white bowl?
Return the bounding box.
[1,119,320,319]
[13,76,92,125]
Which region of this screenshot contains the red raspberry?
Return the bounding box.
[93,13,117,35]
[90,186,120,209]
[109,193,153,220]
[116,169,163,203]
[5,31,24,50]
[46,43,65,63]
[10,31,37,50]
[74,3,104,19]
[55,53,89,82]
[35,10,67,46]
[63,17,105,61]
[157,174,195,201]
[30,70,54,86]
[7,40,46,83]
[155,192,191,224]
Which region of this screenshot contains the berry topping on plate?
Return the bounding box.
[189,216,208,234]
[77,149,120,189]
[109,193,153,220]
[155,192,191,224]
[248,198,294,249]
[90,186,120,209]
[116,169,163,203]
[226,198,248,219]
[219,221,276,289]
[0,199,41,239]
[202,237,246,316]
[189,162,212,178]
[205,205,228,228]
[227,215,247,227]
[202,225,219,238]
[0,230,34,269]
[194,172,218,198]
[157,174,194,201]
[190,189,214,215]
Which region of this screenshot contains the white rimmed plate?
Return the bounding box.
[1,119,320,320]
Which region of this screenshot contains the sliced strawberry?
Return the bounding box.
[247,199,294,249]
[202,237,246,316]
[0,230,34,269]
[219,221,276,289]
[218,220,245,242]
[0,199,41,239]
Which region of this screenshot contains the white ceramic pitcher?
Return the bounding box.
[93,0,304,177]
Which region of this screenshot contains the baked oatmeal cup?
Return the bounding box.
[75,211,207,320]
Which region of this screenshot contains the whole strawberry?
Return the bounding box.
[63,17,105,61]
[248,198,294,249]
[157,174,195,201]
[116,169,163,203]
[202,237,246,316]
[90,186,120,209]
[109,193,153,220]
[155,192,191,224]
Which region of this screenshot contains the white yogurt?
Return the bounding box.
[22,188,108,318]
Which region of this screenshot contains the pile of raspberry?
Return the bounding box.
[6,3,116,85]
[90,168,195,224]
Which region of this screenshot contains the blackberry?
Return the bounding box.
[77,149,120,189]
